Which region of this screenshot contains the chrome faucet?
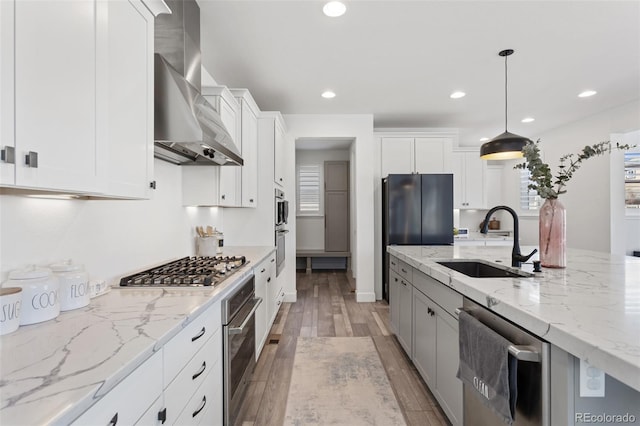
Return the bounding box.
[481,205,537,268]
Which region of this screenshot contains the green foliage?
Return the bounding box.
[514,140,634,199]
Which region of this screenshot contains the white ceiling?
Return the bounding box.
[198,1,640,146]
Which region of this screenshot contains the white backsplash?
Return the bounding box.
[0,159,224,286]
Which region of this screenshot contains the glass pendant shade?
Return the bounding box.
[480,131,532,160]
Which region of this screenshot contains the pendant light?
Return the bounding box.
[480,49,532,160]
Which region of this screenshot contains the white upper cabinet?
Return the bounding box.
[452,149,486,209]
[231,89,260,208]
[380,135,453,177]
[9,0,102,192]
[1,0,160,198]
[273,116,287,187]
[414,137,453,174]
[103,0,155,199]
[202,86,241,207]
[0,1,15,186]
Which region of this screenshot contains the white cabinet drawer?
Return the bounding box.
[389,256,400,273]
[164,303,220,385]
[413,270,462,317]
[72,350,162,425]
[173,365,221,426]
[397,260,413,283]
[164,328,221,425]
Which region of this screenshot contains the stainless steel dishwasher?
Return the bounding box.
[459,298,550,426]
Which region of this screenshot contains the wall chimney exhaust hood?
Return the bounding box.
[153,0,243,166]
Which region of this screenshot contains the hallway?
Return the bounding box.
[237,270,449,425]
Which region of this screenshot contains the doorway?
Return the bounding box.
[295,138,353,273]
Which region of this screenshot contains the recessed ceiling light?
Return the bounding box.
[323,1,346,17]
[578,90,597,98]
[321,91,336,99]
[450,91,466,99]
[480,137,489,142]
[521,117,535,123]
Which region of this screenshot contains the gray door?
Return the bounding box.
[324,161,349,252]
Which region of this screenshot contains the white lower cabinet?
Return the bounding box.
[71,350,163,425]
[73,302,223,426]
[388,269,400,334]
[267,259,283,327]
[255,253,276,360]
[397,274,413,356]
[412,289,437,387]
[389,255,463,426]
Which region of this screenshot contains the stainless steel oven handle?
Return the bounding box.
[455,308,541,363]
[229,297,263,335]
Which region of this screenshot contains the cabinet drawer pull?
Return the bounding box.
[250,198,254,203]
[401,280,407,286]
[260,268,266,273]
[271,258,275,263]
[108,412,118,426]
[157,408,167,424]
[401,268,407,273]
[192,361,206,380]
[192,395,207,418]
[1,146,15,164]
[267,277,271,283]
[427,307,435,316]
[25,151,38,168]
[191,326,206,342]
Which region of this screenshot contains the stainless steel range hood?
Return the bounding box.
[154,0,243,166]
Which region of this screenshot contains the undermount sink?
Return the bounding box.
[436,260,534,278]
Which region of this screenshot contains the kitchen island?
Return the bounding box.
[388,245,640,424]
[0,246,275,426]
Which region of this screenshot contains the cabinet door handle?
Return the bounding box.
[192,396,207,418]
[401,268,407,273]
[260,268,266,273]
[25,151,38,168]
[427,307,435,317]
[191,326,206,342]
[1,146,15,164]
[108,412,118,426]
[267,277,271,283]
[192,361,206,380]
[271,258,275,263]
[401,280,407,286]
[250,198,254,203]
[221,194,226,200]
[157,408,167,424]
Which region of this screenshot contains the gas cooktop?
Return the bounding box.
[119,255,248,287]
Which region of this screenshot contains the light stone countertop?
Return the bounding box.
[0,246,275,426]
[387,245,640,392]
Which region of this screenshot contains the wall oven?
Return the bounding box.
[222,273,262,426]
[275,188,288,227]
[275,188,288,276]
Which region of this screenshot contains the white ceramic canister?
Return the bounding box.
[196,236,218,257]
[6,266,59,325]
[0,287,22,335]
[50,260,90,311]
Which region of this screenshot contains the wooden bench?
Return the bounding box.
[296,250,351,274]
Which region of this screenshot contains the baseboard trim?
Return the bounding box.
[356,291,376,303]
[284,292,297,303]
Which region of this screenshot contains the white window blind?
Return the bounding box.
[520,169,542,210]
[297,164,322,214]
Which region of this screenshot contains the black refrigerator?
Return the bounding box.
[382,174,453,300]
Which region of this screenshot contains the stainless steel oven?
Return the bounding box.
[222,273,261,426]
[275,188,288,227]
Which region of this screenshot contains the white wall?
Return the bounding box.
[295,149,350,251]
[499,100,640,253]
[284,115,376,302]
[0,159,223,284]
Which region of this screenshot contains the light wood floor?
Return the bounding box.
[237,270,450,426]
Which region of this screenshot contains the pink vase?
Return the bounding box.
[539,198,566,268]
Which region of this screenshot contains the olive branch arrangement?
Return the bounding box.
[514,140,635,199]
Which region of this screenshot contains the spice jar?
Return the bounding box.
[50,260,90,311]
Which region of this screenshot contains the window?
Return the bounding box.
[625,152,640,208]
[520,169,542,210]
[297,164,322,214]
